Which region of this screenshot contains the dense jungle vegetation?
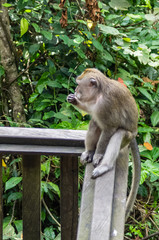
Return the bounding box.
[0,0,159,239]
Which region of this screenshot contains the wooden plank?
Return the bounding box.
[90,165,116,240]
[0,144,84,155]
[0,155,3,240]
[22,155,41,240]
[60,156,78,240]
[77,163,95,240]
[0,127,86,147]
[110,147,129,240]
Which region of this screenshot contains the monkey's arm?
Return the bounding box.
[80,119,101,164]
[92,129,133,178]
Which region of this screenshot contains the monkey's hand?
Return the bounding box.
[92,153,103,167]
[67,94,77,105]
[80,151,94,165]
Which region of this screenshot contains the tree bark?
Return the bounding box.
[0,1,26,123]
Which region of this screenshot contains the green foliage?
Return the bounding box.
[1,0,159,238]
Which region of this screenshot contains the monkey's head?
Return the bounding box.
[67,69,101,112]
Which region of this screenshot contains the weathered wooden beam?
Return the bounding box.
[90,167,116,240]
[60,156,78,240]
[77,164,95,240]
[110,147,129,240]
[22,155,41,240]
[0,155,2,240]
[0,144,84,155]
[77,162,116,240]
[0,127,86,147]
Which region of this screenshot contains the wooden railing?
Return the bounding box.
[0,127,86,240]
[0,127,129,240]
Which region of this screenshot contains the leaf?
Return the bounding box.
[29,44,40,55]
[151,147,159,161]
[2,159,6,168]
[74,48,86,58]
[0,66,4,77]
[87,20,93,29]
[109,0,131,10]
[98,24,120,36]
[102,50,114,62]
[48,59,56,74]
[145,14,156,22]
[44,226,56,240]
[123,38,131,42]
[54,233,61,240]
[59,35,74,47]
[48,182,60,197]
[138,126,154,133]
[14,220,22,233]
[140,170,148,184]
[2,3,12,7]
[35,102,50,111]
[5,177,22,191]
[32,23,41,33]
[151,111,159,127]
[29,93,39,103]
[137,87,155,103]
[41,30,52,40]
[137,45,151,65]
[144,142,153,151]
[92,38,103,51]
[54,112,70,122]
[3,225,15,239]
[47,80,62,88]
[20,18,29,37]
[117,78,127,87]
[73,35,84,45]
[7,192,22,203]
[43,111,55,120]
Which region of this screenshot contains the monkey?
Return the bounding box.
[67,68,141,219]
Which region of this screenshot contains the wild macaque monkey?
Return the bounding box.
[67,68,141,219]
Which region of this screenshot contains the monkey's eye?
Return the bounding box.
[89,78,97,87]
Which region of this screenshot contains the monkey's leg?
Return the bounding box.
[92,129,132,179]
[80,120,101,164]
[92,130,114,167]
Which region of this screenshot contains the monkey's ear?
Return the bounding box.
[90,78,97,87]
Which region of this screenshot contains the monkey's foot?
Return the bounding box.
[91,165,112,179]
[80,151,94,165]
[92,154,103,167]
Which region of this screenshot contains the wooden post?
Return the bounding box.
[110,147,129,240]
[77,164,95,240]
[0,155,3,240]
[77,162,116,240]
[22,155,41,240]
[90,166,116,240]
[60,156,78,240]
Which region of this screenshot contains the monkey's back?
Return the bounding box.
[93,78,138,135]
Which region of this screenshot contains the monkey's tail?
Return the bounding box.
[125,138,141,220]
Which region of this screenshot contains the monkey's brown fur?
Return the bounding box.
[67,68,140,219]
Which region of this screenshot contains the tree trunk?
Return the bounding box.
[0,1,26,123]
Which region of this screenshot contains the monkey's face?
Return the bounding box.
[67,75,100,113]
[75,78,98,102]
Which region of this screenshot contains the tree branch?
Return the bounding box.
[8,51,46,86]
[42,198,61,228]
[141,232,159,240]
